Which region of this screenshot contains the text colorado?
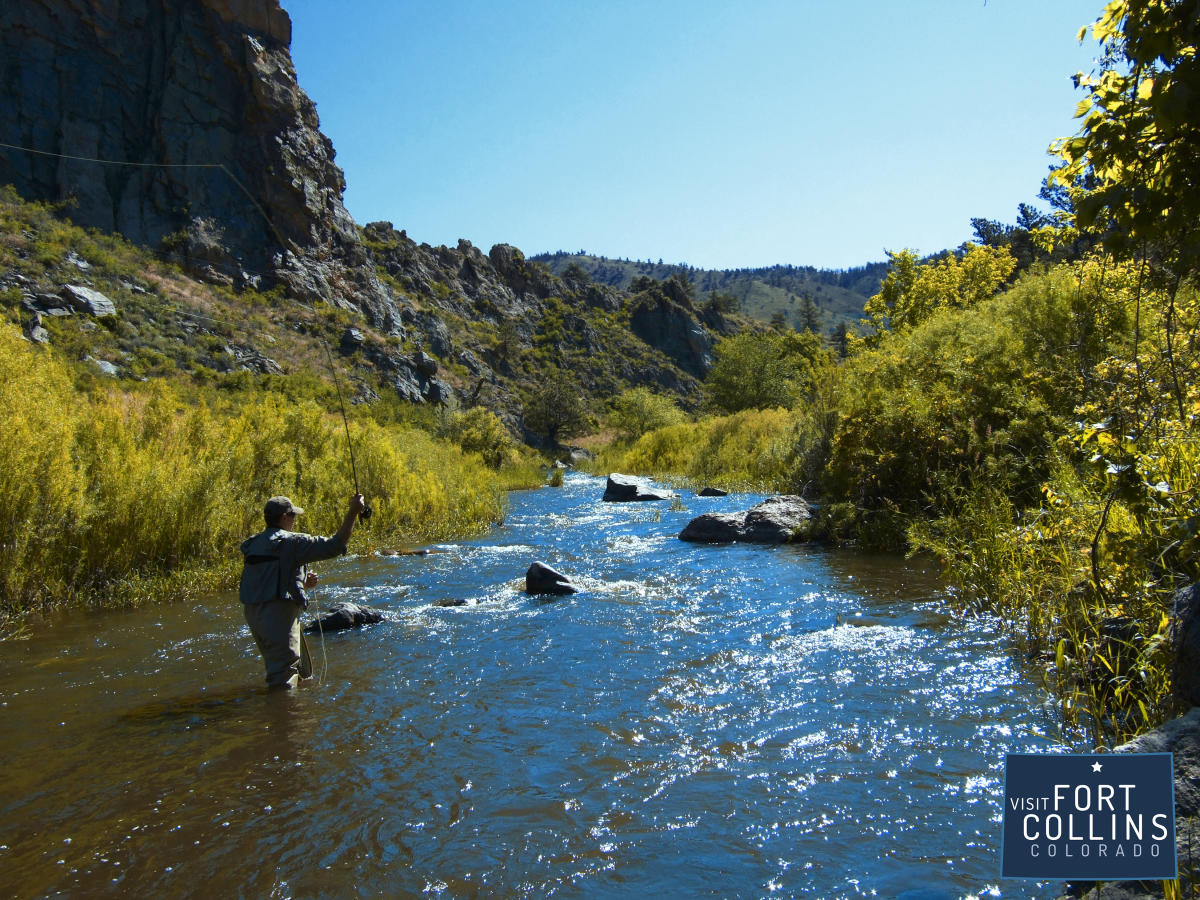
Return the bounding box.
[1011,782,1170,859]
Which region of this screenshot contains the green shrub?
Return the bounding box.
[703,329,828,413]
[439,407,518,468]
[608,387,684,442]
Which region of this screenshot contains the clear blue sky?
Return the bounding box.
[284,0,1103,271]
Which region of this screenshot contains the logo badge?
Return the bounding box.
[1002,753,1176,879]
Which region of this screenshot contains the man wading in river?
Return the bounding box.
[240,493,367,689]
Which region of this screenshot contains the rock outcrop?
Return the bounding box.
[629,292,713,379]
[0,0,397,325]
[602,474,674,502]
[62,285,116,317]
[360,223,708,396]
[679,496,810,544]
[1171,583,1200,708]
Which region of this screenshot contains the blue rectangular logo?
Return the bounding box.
[1001,753,1176,879]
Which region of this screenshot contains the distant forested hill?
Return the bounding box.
[531,251,888,333]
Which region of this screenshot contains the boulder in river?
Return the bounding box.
[679,495,810,544]
[677,511,745,543]
[568,448,595,466]
[698,486,728,497]
[304,601,386,633]
[525,561,577,596]
[602,473,674,502]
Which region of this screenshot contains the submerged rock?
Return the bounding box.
[525,561,577,596]
[303,600,386,633]
[602,473,674,502]
[679,496,810,544]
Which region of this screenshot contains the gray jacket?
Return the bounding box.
[239,527,348,607]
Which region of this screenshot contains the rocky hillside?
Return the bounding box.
[0,183,740,442]
[353,223,743,422]
[0,0,745,440]
[533,252,888,334]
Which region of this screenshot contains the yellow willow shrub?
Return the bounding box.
[0,326,88,607]
[347,422,506,541]
[687,408,795,489]
[613,408,796,492]
[0,324,508,621]
[220,395,306,524]
[58,388,238,591]
[496,457,550,492]
[619,422,699,476]
[201,406,506,546]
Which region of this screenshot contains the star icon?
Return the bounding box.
[1091,761,1103,773]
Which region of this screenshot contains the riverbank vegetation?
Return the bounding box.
[595,1,1200,746]
[0,322,546,633]
[601,251,1194,745]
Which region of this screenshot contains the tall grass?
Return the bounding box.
[597,407,798,493]
[909,460,1179,747]
[0,324,508,630]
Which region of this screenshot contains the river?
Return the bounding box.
[0,473,1070,899]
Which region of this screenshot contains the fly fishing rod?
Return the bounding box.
[304,337,371,686]
[321,335,372,520]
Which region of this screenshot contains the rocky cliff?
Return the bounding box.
[0,0,727,429]
[0,0,397,319]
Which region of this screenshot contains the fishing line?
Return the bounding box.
[3,138,376,512]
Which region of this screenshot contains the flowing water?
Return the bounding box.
[0,473,1071,899]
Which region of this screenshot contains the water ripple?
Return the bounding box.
[0,473,1071,898]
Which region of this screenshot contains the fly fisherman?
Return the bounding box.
[240,493,367,689]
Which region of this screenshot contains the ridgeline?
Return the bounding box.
[533,250,886,336]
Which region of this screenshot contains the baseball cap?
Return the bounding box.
[264,496,304,525]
